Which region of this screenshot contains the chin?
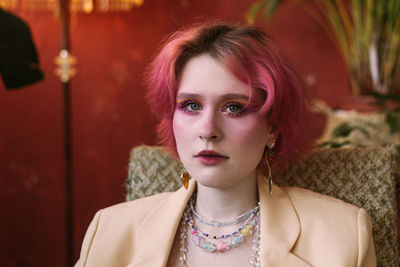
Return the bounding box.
[191,170,242,190]
[194,178,233,190]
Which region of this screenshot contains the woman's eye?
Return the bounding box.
[226,105,240,113]
[223,103,244,116]
[177,100,202,115]
[186,102,201,111]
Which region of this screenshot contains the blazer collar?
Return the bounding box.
[131,179,196,267]
[132,175,310,267]
[257,175,311,266]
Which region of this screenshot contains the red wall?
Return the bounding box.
[0,1,355,266]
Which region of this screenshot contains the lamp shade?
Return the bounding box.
[0,7,44,89]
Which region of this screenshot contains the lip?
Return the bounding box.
[194,150,228,166]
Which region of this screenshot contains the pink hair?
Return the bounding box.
[145,22,313,168]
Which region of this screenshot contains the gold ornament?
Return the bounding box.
[181,171,190,189]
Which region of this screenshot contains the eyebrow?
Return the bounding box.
[176,93,250,102]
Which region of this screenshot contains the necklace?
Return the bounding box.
[179,197,261,267]
[188,211,258,243]
[190,197,260,227]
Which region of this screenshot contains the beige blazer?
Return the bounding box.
[75,175,376,267]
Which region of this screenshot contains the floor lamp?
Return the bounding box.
[55,0,75,266]
[54,0,143,265]
[1,0,143,264]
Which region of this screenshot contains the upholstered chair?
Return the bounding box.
[126,145,399,267]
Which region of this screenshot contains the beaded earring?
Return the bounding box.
[266,139,275,195]
[181,170,191,189]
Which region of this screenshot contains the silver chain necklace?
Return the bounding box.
[178,199,261,267]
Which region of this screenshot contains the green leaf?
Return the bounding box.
[331,122,353,138]
[369,91,400,102]
[331,122,369,138]
[317,141,331,148]
[245,0,267,23]
[395,144,400,163]
[385,110,400,134]
[262,0,284,18]
[317,140,351,148]
[245,0,286,23]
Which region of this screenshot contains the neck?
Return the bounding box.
[194,170,259,222]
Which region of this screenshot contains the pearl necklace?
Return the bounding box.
[179,199,261,267]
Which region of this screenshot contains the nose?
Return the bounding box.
[198,110,222,142]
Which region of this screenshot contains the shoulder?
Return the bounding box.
[281,186,365,229]
[282,186,360,213]
[98,192,174,224]
[85,192,174,236]
[74,192,176,266]
[280,186,376,266]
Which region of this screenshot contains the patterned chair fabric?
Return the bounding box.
[126,145,399,267]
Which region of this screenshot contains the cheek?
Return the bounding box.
[172,112,190,147]
[230,117,268,148]
[172,113,181,142]
[227,117,269,164]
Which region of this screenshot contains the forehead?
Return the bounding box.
[177,54,250,97]
[177,54,267,103]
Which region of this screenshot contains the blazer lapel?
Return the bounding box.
[130,176,310,267]
[130,179,196,267]
[257,175,311,267]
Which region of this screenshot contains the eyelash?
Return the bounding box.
[177,100,246,117]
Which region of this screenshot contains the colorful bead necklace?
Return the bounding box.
[179,196,261,267]
[188,211,258,243]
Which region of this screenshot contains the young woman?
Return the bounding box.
[75,22,376,267]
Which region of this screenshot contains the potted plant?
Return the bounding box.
[246,0,400,96]
[246,1,400,160]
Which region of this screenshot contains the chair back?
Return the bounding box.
[126,145,399,267]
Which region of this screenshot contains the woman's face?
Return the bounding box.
[173,54,270,189]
